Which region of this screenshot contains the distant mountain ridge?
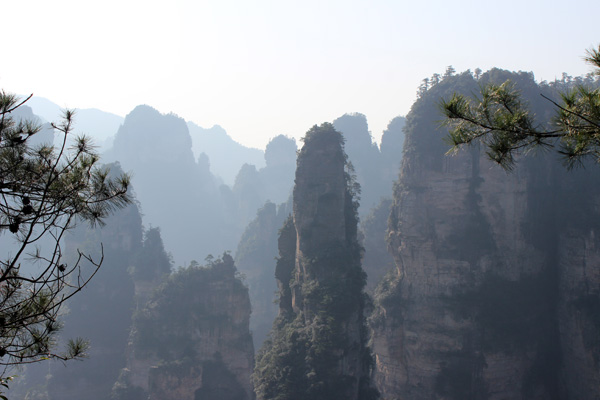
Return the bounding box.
[24,96,264,184]
[26,96,124,151]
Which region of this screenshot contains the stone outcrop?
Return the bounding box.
[254,123,378,400]
[372,70,600,399]
[113,254,254,400]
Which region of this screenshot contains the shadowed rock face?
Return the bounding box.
[235,200,291,351]
[372,71,600,400]
[375,145,554,400]
[554,171,600,400]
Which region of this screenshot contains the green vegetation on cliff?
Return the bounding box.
[114,252,254,400]
[132,254,248,358]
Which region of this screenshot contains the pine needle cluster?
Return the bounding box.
[0,91,131,381]
[441,45,600,170]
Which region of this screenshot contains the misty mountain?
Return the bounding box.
[231,134,297,226]
[333,113,405,214]
[187,122,265,185]
[103,105,235,266]
[380,115,405,186]
[25,96,124,151]
[234,200,291,351]
[10,104,55,146]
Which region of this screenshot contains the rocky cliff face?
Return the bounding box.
[113,254,254,400]
[373,145,556,400]
[372,70,600,399]
[254,123,377,400]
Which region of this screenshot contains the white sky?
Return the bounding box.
[2,0,599,149]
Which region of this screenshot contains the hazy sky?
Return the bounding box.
[3,0,599,149]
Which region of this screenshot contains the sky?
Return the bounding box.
[2,0,599,149]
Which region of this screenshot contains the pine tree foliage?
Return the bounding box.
[0,91,131,378]
[441,46,600,169]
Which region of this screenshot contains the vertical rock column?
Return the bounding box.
[254,123,378,400]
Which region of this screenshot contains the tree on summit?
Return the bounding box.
[441,45,600,170]
[0,91,131,383]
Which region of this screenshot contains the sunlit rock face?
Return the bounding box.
[372,71,600,400]
[114,254,254,400]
